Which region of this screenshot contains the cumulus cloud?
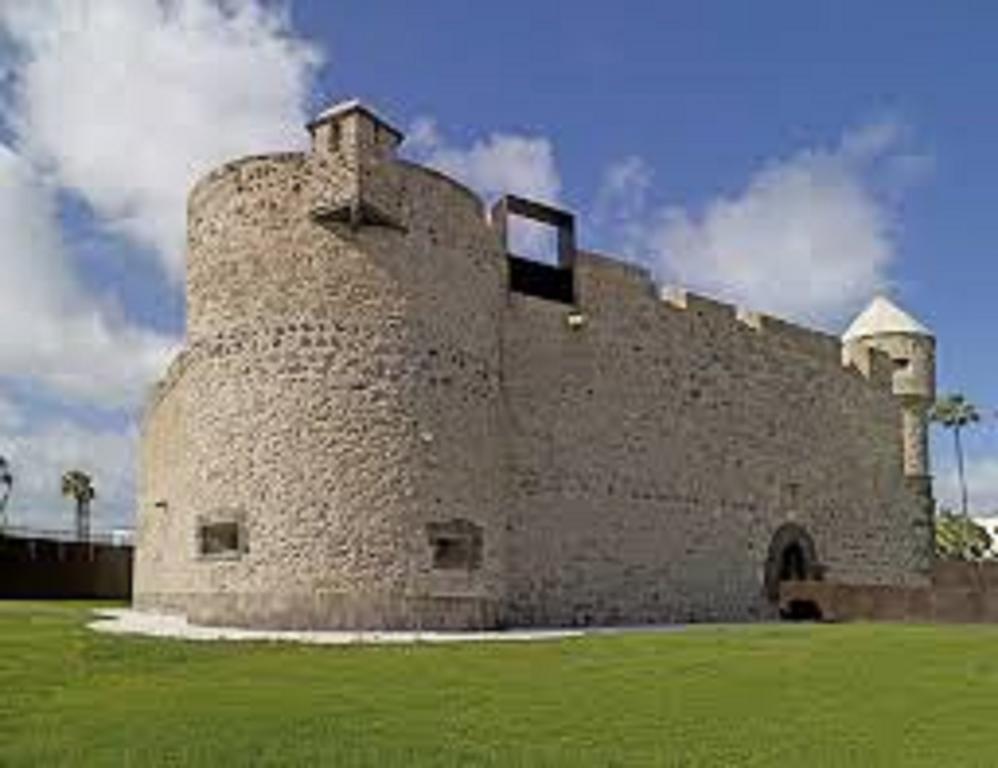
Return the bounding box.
[0,0,322,529]
[0,416,137,532]
[406,117,563,260]
[407,117,561,203]
[0,392,24,432]
[0,144,176,407]
[596,121,930,327]
[592,155,654,254]
[0,0,321,278]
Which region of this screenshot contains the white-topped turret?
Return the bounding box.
[843,295,932,342]
[843,295,936,485]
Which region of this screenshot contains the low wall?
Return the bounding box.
[0,535,133,600]
[780,561,998,623]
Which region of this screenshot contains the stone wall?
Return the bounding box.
[136,110,508,629]
[1,535,132,600]
[134,104,932,630]
[781,562,998,622]
[501,253,929,627]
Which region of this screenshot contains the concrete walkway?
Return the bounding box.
[89,608,690,646]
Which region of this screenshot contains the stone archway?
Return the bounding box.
[764,522,820,603]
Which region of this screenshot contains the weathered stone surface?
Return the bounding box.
[780,562,998,623]
[134,101,936,630]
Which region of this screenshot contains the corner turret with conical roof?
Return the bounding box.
[843,295,932,344]
[843,295,936,500]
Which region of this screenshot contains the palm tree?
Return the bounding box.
[935,508,992,560]
[0,456,12,529]
[61,470,96,542]
[930,394,980,518]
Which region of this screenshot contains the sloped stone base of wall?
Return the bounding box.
[134,591,501,631]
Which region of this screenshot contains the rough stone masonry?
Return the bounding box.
[133,100,937,630]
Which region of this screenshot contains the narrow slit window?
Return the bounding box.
[327,121,342,153]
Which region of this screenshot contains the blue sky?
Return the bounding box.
[307,1,994,371]
[0,1,995,530]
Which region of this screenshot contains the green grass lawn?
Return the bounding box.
[2,603,997,767]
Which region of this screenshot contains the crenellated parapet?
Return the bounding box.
[661,285,738,322]
[491,211,902,400]
[548,269,894,394]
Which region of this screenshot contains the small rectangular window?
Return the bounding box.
[427,519,483,571]
[432,536,472,569]
[198,521,245,558]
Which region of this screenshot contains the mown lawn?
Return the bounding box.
[1,602,997,767]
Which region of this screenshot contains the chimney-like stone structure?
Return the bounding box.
[306,99,406,231]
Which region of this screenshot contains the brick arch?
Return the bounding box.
[764,523,821,602]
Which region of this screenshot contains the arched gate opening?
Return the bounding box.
[764,523,823,620]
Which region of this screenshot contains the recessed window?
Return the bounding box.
[893,357,911,371]
[198,520,245,558]
[493,195,577,304]
[327,121,342,152]
[427,519,483,571]
[508,256,575,304]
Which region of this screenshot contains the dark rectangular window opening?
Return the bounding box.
[327,121,342,152]
[508,255,575,304]
[198,521,245,558]
[493,195,577,305]
[427,519,483,571]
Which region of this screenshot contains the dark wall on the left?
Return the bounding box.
[0,535,133,600]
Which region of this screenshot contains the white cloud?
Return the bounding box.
[0,144,176,407]
[407,117,561,203]
[406,117,563,260]
[596,121,929,327]
[592,155,654,253]
[1,0,321,278]
[0,415,136,532]
[0,392,24,432]
[0,0,322,529]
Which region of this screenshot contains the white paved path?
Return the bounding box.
[89,608,689,646]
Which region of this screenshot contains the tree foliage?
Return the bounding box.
[0,455,12,525]
[60,470,96,504]
[61,469,96,541]
[935,509,993,561]
[930,394,981,430]
[930,394,980,518]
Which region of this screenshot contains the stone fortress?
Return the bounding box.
[134,100,937,630]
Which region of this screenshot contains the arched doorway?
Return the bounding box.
[764,523,820,603]
[780,541,807,583]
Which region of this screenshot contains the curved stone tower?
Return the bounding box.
[134,101,507,629]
